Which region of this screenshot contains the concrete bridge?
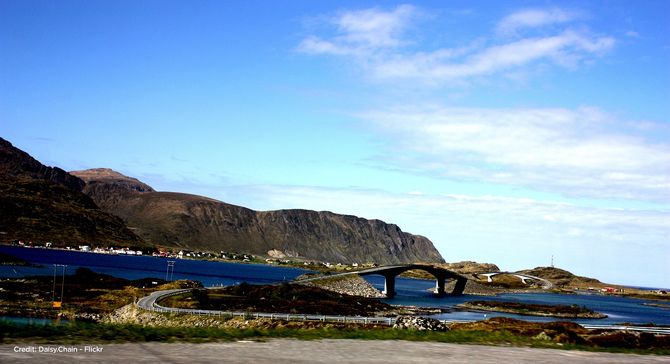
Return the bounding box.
[358,264,468,298]
[297,264,468,298]
[474,272,554,289]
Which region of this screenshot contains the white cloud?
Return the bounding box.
[496,8,578,35]
[373,30,614,82]
[336,4,415,48]
[290,5,667,286]
[360,106,670,201]
[298,4,416,56]
[298,5,614,85]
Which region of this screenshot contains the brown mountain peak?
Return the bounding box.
[71,168,155,193]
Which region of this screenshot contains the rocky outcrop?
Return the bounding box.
[444,279,504,295]
[0,138,145,246]
[441,261,500,274]
[457,301,607,319]
[297,275,385,298]
[75,168,155,194]
[393,315,449,331]
[518,267,600,288]
[71,168,445,264]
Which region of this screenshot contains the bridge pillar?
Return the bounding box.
[452,277,467,295]
[435,278,446,296]
[383,274,396,298]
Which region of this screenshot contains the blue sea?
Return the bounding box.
[0,245,308,286]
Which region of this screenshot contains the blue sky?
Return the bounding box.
[1,1,668,287]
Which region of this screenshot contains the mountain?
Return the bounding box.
[71,168,445,264]
[0,138,145,247]
[0,138,84,191]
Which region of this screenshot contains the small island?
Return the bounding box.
[458,300,607,319]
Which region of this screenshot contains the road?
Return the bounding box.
[135,288,670,334]
[136,287,397,325]
[2,340,668,363]
[136,288,188,310]
[474,272,554,289]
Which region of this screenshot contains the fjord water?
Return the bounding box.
[363,276,670,325]
[0,245,308,286]
[2,246,668,325]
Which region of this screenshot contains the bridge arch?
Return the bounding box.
[356,264,467,298]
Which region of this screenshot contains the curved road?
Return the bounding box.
[473,272,554,289]
[136,288,397,325]
[135,288,670,334]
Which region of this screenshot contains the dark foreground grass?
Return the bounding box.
[1,321,669,356]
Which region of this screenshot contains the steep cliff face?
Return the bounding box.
[0,138,145,246]
[256,210,441,264]
[0,138,84,191]
[71,169,445,264]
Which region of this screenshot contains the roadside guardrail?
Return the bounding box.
[135,288,670,334]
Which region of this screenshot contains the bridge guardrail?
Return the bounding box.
[136,288,399,326]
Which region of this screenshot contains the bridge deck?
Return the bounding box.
[294,264,468,297]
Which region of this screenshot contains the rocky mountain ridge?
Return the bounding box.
[0,138,84,191]
[0,138,145,246]
[71,168,445,264]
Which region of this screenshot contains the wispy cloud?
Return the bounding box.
[624,30,640,38]
[373,30,614,82]
[496,8,578,35]
[298,5,614,85]
[291,4,667,285]
[298,5,416,57]
[360,106,670,201]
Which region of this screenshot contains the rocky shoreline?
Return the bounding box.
[295,274,386,298]
[458,301,607,319]
[393,315,449,331]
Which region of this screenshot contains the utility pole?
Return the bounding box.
[166,260,175,281]
[61,264,66,304]
[52,264,67,308]
[52,265,57,303]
